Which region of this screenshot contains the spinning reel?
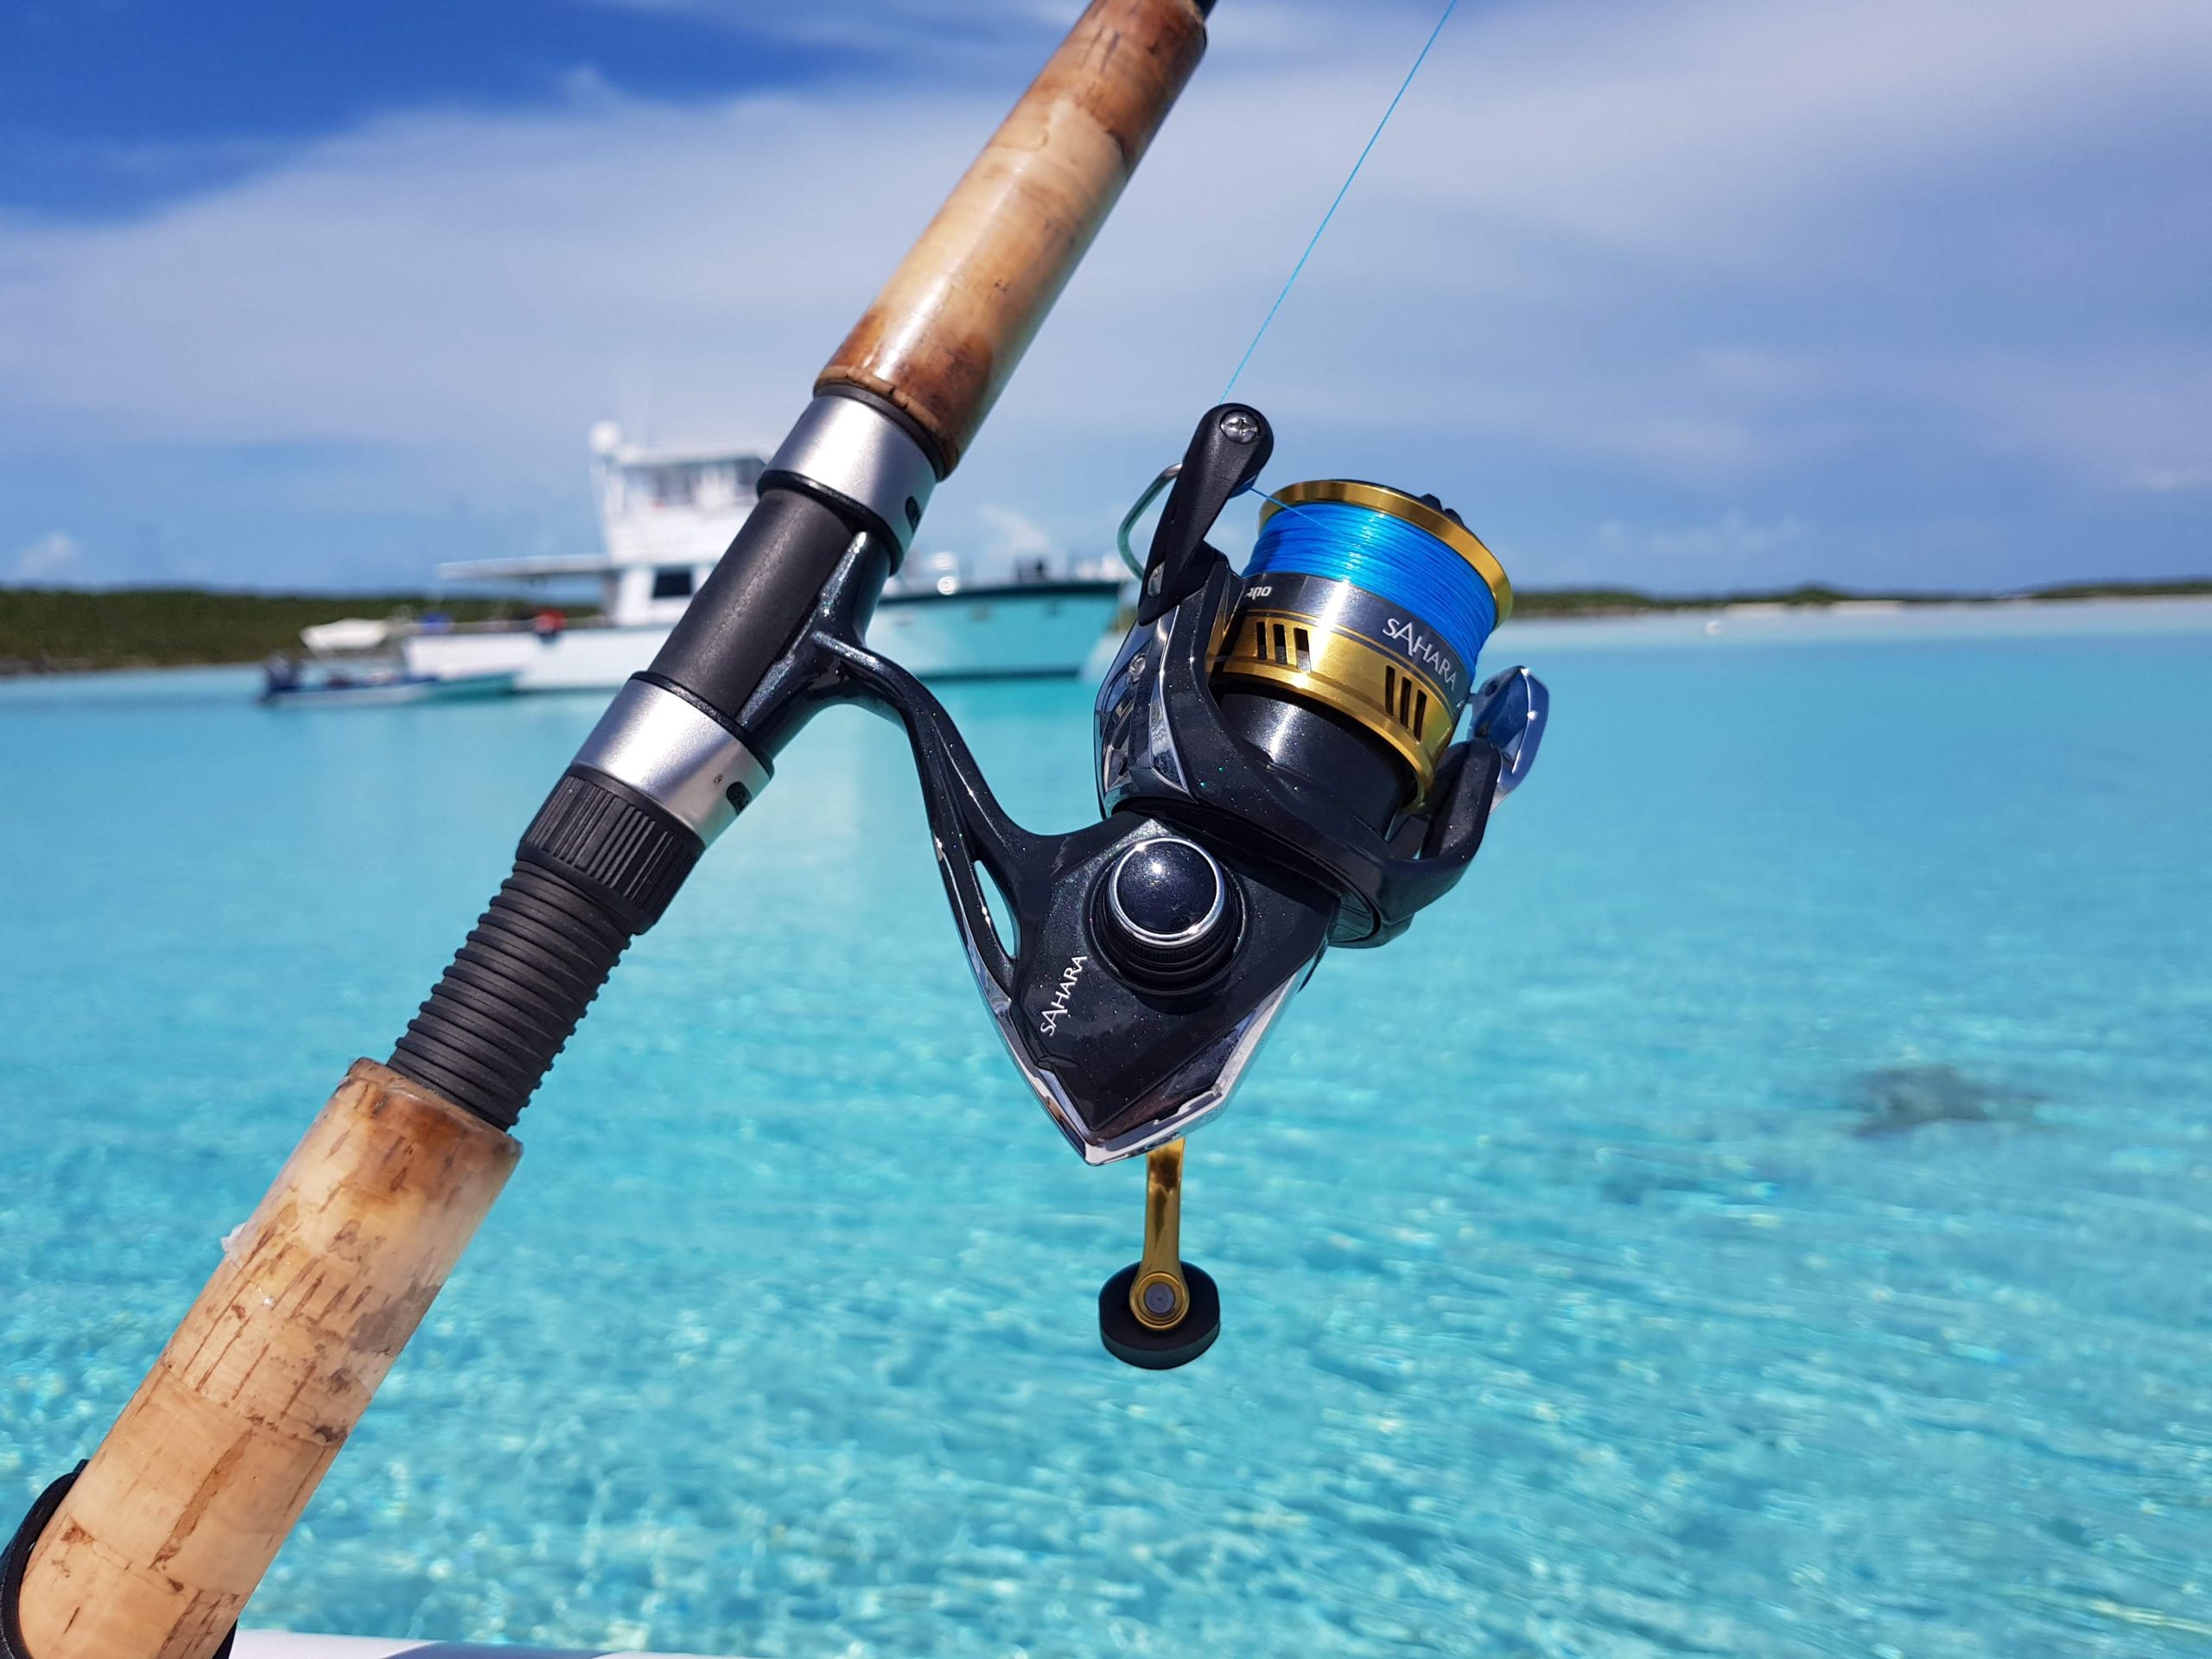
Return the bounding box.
[510,401,1546,1370]
[739,403,1549,1366]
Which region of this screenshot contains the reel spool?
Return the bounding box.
[1216,480,1512,817]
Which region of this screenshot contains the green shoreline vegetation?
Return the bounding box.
[0,588,585,676]
[1,579,2208,676]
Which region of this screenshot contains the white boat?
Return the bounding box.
[260,618,517,708]
[399,423,1127,690]
[260,666,518,708]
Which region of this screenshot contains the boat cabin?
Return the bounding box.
[438,422,771,626]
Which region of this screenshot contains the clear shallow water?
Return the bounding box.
[3,606,2209,1657]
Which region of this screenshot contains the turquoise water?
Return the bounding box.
[3,605,2209,1656]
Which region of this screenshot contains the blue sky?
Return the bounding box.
[3,0,2209,594]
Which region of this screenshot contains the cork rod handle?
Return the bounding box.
[16,1064,518,1659]
[818,0,1210,473]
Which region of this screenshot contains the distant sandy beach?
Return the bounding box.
[1497,594,2212,651]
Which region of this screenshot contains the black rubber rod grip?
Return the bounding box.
[389,861,632,1130]
[390,764,706,1128]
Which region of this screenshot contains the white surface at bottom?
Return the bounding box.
[236,1635,731,1658]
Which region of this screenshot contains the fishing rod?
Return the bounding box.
[3,2,1544,1654]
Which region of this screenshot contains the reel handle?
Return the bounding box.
[1099,1141,1223,1369]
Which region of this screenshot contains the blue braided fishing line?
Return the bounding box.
[1248,502,1497,670]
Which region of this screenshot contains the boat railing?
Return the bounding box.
[392,613,608,638]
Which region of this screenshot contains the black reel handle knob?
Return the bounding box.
[1098,1262,1221,1370]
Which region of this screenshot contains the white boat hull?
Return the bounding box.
[403,582,1123,691]
[868,581,1124,679]
[261,671,519,708]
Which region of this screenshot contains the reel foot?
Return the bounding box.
[1098,1262,1220,1370]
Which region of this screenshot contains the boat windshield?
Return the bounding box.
[618,458,764,513]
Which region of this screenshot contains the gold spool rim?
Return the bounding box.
[1257,479,1514,622]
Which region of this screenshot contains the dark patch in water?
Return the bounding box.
[1848,1064,2045,1138]
[1668,1512,1736,1552]
[1599,1171,1715,1205]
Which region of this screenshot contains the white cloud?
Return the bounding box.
[1,0,2209,587]
[1597,512,1811,567]
[1361,0,2212,262]
[1909,344,2212,490]
[12,531,82,582]
[2129,467,2212,495]
[585,0,1071,46]
[977,501,1056,559]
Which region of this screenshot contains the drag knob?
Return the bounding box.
[1095,835,1241,990]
